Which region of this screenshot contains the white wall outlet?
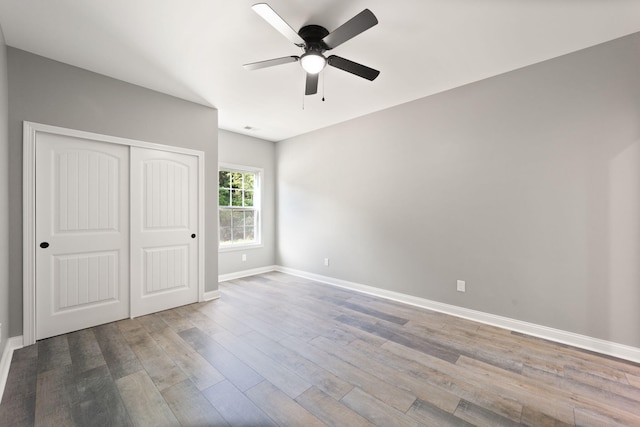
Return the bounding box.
[457,280,466,292]
[324,258,330,267]
[241,254,247,262]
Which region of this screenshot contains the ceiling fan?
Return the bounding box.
[243,3,380,96]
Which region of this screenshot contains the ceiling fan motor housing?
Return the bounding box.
[298,24,330,53]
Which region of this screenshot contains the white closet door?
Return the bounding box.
[130,147,199,317]
[35,133,130,340]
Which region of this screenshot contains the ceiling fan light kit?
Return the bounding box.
[244,3,380,97]
[300,51,326,74]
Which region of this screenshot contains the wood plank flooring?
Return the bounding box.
[2,272,640,426]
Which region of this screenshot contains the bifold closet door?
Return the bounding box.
[129,147,200,317]
[35,133,130,340]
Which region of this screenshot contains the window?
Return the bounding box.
[218,165,261,249]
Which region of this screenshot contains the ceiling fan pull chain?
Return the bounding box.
[322,69,326,102]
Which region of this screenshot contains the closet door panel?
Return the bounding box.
[130,147,199,317]
[35,133,130,340]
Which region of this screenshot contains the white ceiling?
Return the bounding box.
[1,0,639,141]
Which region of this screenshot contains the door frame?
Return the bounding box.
[23,121,205,346]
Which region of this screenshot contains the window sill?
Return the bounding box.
[218,243,264,253]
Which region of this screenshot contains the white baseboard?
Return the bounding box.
[204,290,221,301]
[275,266,640,364]
[218,265,277,283]
[0,336,24,404]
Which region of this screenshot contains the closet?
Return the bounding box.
[24,122,204,343]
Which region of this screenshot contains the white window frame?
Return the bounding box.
[218,163,263,251]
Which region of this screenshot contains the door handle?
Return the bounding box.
[191,234,196,239]
[40,242,50,249]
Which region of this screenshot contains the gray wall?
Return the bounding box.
[276,33,640,348]
[0,27,9,353]
[7,48,218,337]
[218,129,276,275]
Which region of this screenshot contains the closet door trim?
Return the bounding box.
[23,121,205,346]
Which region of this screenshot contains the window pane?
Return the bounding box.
[219,210,232,227]
[244,190,254,207]
[231,172,243,189]
[245,211,255,226]
[232,227,245,242]
[231,189,243,207]
[232,210,245,227]
[245,227,255,241]
[219,189,230,206]
[219,171,230,188]
[220,227,232,243]
[243,173,255,190]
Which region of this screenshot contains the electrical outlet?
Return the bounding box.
[242,254,247,262]
[457,280,466,292]
[324,258,330,267]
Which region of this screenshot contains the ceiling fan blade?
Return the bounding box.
[251,3,305,45]
[322,9,378,49]
[243,56,299,71]
[305,73,319,95]
[328,55,380,81]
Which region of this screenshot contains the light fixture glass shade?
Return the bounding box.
[300,52,327,74]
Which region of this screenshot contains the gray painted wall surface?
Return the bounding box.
[7,48,218,337]
[218,129,276,275]
[276,34,640,347]
[0,27,9,354]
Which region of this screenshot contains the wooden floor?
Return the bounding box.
[2,272,640,426]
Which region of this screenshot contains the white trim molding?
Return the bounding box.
[22,123,37,346]
[275,266,640,364]
[204,290,221,301]
[218,265,277,283]
[0,336,24,404]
